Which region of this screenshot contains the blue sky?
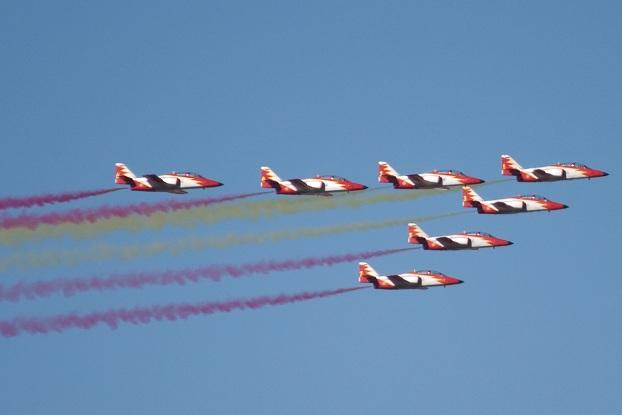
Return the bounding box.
[1,1,621,414]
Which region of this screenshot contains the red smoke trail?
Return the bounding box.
[0,192,266,230]
[0,248,413,302]
[0,287,366,337]
[0,188,121,211]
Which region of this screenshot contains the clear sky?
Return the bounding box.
[1,1,621,414]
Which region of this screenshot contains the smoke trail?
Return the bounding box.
[0,287,366,337]
[0,191,266,230]
[201,211,466,249]
[0,180,507,244]
[0,248,411,301]
[0,211,465,271]
[0,188,123,211]
[0,185,464,244]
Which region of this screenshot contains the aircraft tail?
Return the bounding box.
[358,262,380,283]
[378,161,400,183]
[462,186,483,208]
[407,223,429,244]
[501,154,523,176]
[115,163,137,185]
[260,166,283,189]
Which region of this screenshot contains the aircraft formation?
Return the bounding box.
[112,155,608,291]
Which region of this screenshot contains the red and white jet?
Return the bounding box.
[501,154,608,182]
[358,262,463,290]
[260,166,367,196]
[407,223,513,250]
[115,163,223,194]
[462,186,568,214]
[378,161,484,189]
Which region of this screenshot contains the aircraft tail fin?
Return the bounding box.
[462,186,483,208]
[501,154,523,176]
[378,161,400,183]
[115,163,137,185]
[358,262,380,283]
[260,166,283,189]
[407,223,429,244]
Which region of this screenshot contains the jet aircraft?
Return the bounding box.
[260,166,367,196]
[462,186,567,214]
[407,223,513,250]
[501,154,608,182]
[378,161,484,189]
[115,163,222,194]
[358,262,463,290]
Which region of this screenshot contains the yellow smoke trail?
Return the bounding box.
[0,180,506,245]
[0,211,468,272]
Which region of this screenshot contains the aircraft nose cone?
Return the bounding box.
[561,204,569,209]
[602,172,609,177]
[205,179,223,187]
[349,183,368,190]
[466,177,485,184]
[444,276,463,285]
[506,241,514,246]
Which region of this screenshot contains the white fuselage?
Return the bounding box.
[138,175,206,189]
[430,235,492,249]
[481,197,548,212]
[417,173,464,186]
[281,179,348,192]
[524,166,585,180]
[377,273,447,287]
[396,173,467,188]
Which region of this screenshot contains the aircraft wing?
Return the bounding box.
[492,201,523,213]
[531,169,562,181]
[143,174,168,185]
[407,174,442,188]
[436,236,466,249]
[143,175,186,193]
[289,178,326,194]
[387,275,422,289]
